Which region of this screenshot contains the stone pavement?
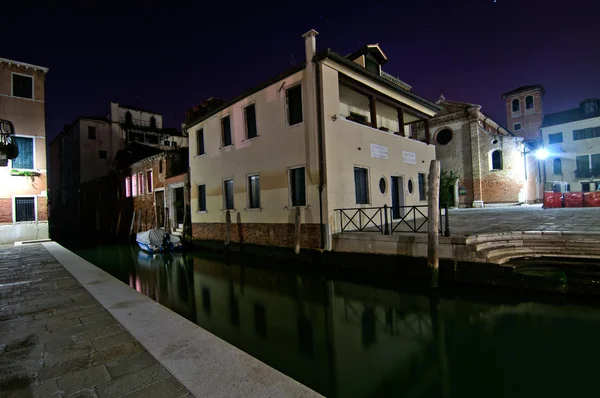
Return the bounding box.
[445,205,600,236]
[0,244,191,398]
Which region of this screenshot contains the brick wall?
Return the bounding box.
[0,198,12,223]
[37,197,48,221]
[192,222,322,249]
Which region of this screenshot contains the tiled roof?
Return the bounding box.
[501,85,545,99]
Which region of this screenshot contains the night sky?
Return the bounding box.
[3,0,600,140]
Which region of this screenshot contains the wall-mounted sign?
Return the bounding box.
[459,187,467,196]
[402,151,416,164]
[370,143,388,159]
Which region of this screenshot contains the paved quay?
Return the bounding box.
[0,244,190,398]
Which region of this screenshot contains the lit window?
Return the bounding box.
[132,175,137,196]
[138,173,145,195]
[125,177,131,197]
[12,74,33,99]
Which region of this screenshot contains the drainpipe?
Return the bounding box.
[314,62,326,250]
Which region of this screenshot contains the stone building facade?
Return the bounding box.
[426,99,526,207]
[0,57,49,243]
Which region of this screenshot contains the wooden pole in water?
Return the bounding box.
[294,206,301,255]
[116,211,122,236]
[427,159,441,288]
[129,211,136,236]
[225,210,231,250]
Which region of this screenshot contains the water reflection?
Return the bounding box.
[72,244,600,398]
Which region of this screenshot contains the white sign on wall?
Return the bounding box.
[402,151,416,164]
[370,143,388,160]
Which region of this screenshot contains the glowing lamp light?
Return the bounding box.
[535,148,549,160]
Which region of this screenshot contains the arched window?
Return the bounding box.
[512,98,520,113]
[491,150,503,170]
[125,111,132,125]
[525,95,534,110]
[150,116,156,129]
[553,158,562,175]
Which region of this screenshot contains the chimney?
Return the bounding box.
[302,29,319,63]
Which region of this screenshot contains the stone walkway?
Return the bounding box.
[0,245,191,398]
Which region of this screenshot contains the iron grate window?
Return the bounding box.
[15,197,35,222]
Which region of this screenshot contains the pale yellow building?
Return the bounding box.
[0,57,49,243]
[186,30,440,250]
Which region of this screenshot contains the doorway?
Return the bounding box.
[155,190,165,228]
[390,176,405,219]
[173,187,185,228]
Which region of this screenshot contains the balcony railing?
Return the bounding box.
[575,167,600,179]
[119,117,158,129]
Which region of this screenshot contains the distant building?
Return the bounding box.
[540,98,600,192]
[502,85,546,203]
[185,30,440,250]
[49,102,187,237]
[426,98,525,207]
[0,57,49,243]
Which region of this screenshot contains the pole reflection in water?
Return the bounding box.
[71,243,600,398]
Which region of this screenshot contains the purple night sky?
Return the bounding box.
[3,0,600,139]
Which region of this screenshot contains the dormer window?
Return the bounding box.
[365,57,380,76]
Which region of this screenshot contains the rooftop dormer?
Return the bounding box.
[581,98,600,114]
[345,44,411,91]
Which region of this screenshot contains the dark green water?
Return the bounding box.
[68,243,600,398]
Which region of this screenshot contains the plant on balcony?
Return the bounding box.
[0,142,18,159]
[379,126,389,132]
[10,169,39,177]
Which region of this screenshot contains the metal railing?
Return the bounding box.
[336,204,450,236]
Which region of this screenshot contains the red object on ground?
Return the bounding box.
[584,192,600,207]
[543,192,563,208]
[564,192,584,208]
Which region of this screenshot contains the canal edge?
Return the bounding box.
[41,242,321,398]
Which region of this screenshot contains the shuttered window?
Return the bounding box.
[12,137,34,170]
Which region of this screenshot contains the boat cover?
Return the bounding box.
[136,229,181,246]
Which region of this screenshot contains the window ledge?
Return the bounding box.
[196,210,208,214]
[511,112,522,118]
[245,207,262,212]
[194,153,207,158]
[243,136,260,142]
[285,122,304,130]
[220,145,234,150]
[221,208,236,212]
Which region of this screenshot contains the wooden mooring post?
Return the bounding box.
[129,211,136,236]
[427,160,441,288]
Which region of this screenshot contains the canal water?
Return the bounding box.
[69,243,600,398]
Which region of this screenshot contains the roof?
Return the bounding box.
[501,85,545,99]
[315,49,441,113]
[115,143,165,167]
[0,57,49,73]
[345,44,388,65]
[80,116,109,123]
[542,107,600,128]
[435,99,514,137]
[117,103,162,115]
[185,63,306,129]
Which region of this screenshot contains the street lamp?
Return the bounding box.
[535,148,549,160]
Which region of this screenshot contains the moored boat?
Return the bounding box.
[136,229,182,253]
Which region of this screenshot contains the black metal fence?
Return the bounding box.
[15,197,35,222]
[335,204,450,236]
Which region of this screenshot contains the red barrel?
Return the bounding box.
[564,192,584,208]
[584,192,600,207]
[543,192,563,208]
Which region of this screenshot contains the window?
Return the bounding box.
[125,111,133,125]
[577,155,590,175]
[14,197,35,222]
[436,129,452,145]
[354,167,369,204]
[248,175,260,209]
[407,178,414,194]
[159,160,163,174]
[132,175,137,196]
[513,123,522,131]
[196,128,205,155]
[88,126,96,140]
[378,177,387,194]
[163,140,170,146]
[223,179,234,210]
[12,137,34,170]
[289,167,306,206]
[525,95,534,112]
[147,134,159,145]
[150,116,156,129]
[491,150,503,170]
[512,98,520,113]
[146,170,153,193]
[221,116,232,147]
[573,126,600,141]
[99,150,107,159]
[125,177,131,197]
[138,173,145,195]
[365,58,379,75]
[12,74,33,99]
[418,173,426,201]
[553,158,562,175]
[582,182,591,192]
[286,85,303,126]
[548,132,563,144]
[198,184,206,212]
[244,104,258,139]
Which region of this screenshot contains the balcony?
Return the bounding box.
[119,117,158,130]
[575,167,600,179]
